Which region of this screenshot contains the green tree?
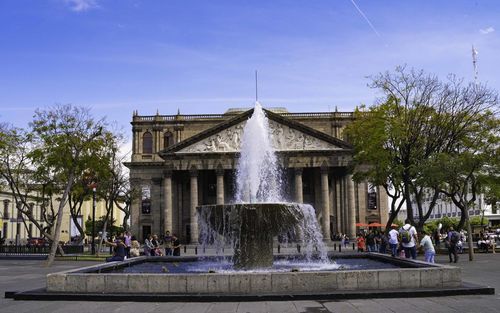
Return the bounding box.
[347,101,406,230]
[0,124,58,242]
[29,104,108,266]
[425,108,499,260]
[346,66,498,236]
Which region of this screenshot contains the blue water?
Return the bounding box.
[113,257,401,274]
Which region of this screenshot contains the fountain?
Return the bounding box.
[31,103,468,300]
[198,102,326,269]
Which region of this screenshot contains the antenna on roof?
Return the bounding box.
[472,45,479,84]
[255,70,258,102]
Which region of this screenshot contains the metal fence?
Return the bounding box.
[0,245,84,255]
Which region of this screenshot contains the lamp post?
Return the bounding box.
[91,186,96,255]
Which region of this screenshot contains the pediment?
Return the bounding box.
[160,108,352,156]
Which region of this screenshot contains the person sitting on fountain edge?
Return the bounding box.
[104,237,127,262]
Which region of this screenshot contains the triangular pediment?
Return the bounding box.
[160,108,352,157]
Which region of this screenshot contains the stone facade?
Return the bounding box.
[125,107,388,243]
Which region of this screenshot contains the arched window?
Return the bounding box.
[164,131,174,148]
[142,131,153,154]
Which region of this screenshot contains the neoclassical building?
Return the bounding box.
[125,107,388,243]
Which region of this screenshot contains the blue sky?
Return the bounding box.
[1,0,498,134]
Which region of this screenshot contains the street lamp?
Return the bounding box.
[91,185,96,255]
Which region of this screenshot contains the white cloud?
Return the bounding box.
[480,27,495,35]
[64,0,99,12]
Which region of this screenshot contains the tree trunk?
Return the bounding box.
[70,208,86,245]
[45,172,74,267]
[96,219,109,257]
[463,209,475,261]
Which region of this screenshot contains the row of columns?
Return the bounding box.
[293,168,357,239]
[163,167,357,244]
[163,168,225,244]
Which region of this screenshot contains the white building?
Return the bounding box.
[0,190,125,245]
[397,191,500,227]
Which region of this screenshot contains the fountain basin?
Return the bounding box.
[46,254,461,294]
[198,202,325,269]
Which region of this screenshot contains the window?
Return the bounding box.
[142,131,153,154]
[3,200,9,219]
[164,132,174,148]
[16,202,23,220]
[141,186,151,214]
[367,192,377,210]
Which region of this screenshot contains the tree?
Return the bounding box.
[29,104,108,266]
[347,66,498,234]
[0,123,58,243]
[426,110,499,260]
[347,102,406,230]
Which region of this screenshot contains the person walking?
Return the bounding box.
[399,219,418,259]
[446,227,459,263]
[388,224,399,257]
[420,230,436,263]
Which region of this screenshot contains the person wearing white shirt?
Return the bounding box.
[399,219,418,259]
[388,225,400,257]
[420,230,435,263]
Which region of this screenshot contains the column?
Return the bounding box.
[216,167,224,205]
[358,182,367,226]
[378,186,389,226]
[320,166,330,240]
[190,168,199,243]
[163,170,173,234]
[294,167,303,203]
[129,178,142,240]
[347,174,356,238]
[335,177,342,234]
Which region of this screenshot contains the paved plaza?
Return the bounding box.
[1,252,500,313]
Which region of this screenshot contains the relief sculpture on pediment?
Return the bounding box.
[179,120,338,153]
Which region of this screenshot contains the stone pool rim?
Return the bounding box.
[43,253,465,296]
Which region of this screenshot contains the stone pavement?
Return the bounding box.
[1,253,500,313]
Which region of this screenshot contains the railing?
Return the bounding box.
[0,245,50,254]
[133,112,355,122]
[0,245,84,254]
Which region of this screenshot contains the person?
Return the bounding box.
[399,219,418,259]
[129,236,140,257]
[366,231,376,252]
[388,225,399,257]
[104,238,126,262]
[123,231,132,258]
[446,227,459,263]
[374,231,382,252]
[433,230,441,249]
[144,234,154,256]
[172,234,181,256]
[356,233,366,252]
[420,230,435,263]
[378,230,387,254]
[164,230,173,256]
[152,234,163,256]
